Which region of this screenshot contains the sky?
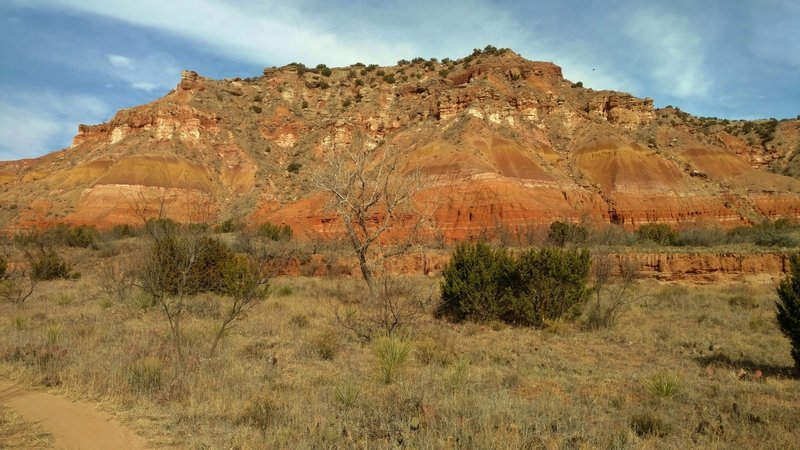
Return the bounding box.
[1,0,798,161]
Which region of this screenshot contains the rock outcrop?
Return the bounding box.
[1,48,799,238]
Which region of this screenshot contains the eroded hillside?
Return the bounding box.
[1,48,798,238]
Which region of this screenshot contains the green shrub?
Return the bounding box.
[110,223,139,239]
[64,225,97,248]
[672,226,725,247]
[440,241,591,326]
[0,254,6,279]
[287,162,302,173]
[511,247,591,326]
[776,253,800,370]
[727,219,798,247]
[440,241,516,322]
[547,220,588,247]
[255,222,293,241]
[215,218,244,234]
[30,251,70,280]
[636,223,675,245]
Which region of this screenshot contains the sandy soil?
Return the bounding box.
[0,381,146,450]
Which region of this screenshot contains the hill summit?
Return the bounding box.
[1,47,799,238]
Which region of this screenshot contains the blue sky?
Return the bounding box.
[1,0,798,161]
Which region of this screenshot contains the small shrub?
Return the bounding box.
[776,253,800,370]
[636,223,675,245]
[729,219,800,247]
[333,381,360,408]
[311,330,340,360]
[238,395,279,430]
[140,235,234,297]
[65,225,97,248]
[255,222,293,241]
[672,226,725,247]
[215,218,244,234]
[629,411,669,437]
[547,221,588,247]
[288,313,308,328]
[110,224,138,239]
[647,373,682,399]
[251,105,262,114]
[128,356,163,394]
[374,336,412,384]
[301,100,309,109]
[0,254,6,279]
[276,285,295,296]
[320,67,332,77]
[287,162,302,173]
[30,251,70,281]
[439,241,515,322]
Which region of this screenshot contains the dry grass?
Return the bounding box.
[0,247,798,448]
[0,405,53,448]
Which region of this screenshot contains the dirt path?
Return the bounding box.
[0,381,146,450]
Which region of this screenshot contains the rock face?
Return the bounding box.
[1,48,799,238]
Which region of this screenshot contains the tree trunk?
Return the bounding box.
[358,251,376,298]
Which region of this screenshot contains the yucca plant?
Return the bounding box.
[374,336,412,384]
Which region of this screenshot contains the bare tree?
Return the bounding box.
[0,268,38,305]
[332,276,434,341]
[311,130,431,296]
[0,244,38,305]
[584,251,644,330]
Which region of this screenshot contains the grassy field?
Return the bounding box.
[1,238,798,449]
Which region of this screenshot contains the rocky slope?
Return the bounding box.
[1,48,799,239]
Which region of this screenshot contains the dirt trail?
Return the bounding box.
[0,381,146,450]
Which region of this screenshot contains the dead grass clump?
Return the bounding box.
[310,329,341,360]
[629,410,670,437]
[237,395,280,430]
[127,356,164,394]
[0,405,54,448]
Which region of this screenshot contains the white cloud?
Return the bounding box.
[131,81,158,92]
[18,0,528,67]
[108,54,132,68]
[0,90,109,160]
[625,9,712,99]
[104,52,180,92]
